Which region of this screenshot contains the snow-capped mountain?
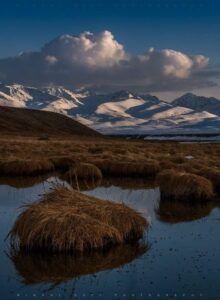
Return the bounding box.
[0,83,220,134]
[172,93,220,115]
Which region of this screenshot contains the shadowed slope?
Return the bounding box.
[0,106,100,137]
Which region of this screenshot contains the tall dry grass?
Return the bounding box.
[9,187,147,253]
[0,159,54,176]
[156,169,214,202]
[94,160,160,177]
[197,167,220,194]
[67,163,102,180]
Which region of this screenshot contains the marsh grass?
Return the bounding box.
[0,159,54,176]
[9,187,147,253]
[198,167,220,194]
[156,169,214,202]
[94,160,160,177]
[67,163,102,180]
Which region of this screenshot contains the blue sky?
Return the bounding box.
[0,0,219,61]
[0,0,220,98]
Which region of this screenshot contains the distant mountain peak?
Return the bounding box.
[0,83,220,134]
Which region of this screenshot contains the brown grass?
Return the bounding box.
[156,169,214,202]
[0,159,54,176]
[197,167,220,194]
[0,136,220,181]
[9,187,147,253]
[94,159,160,177]
[67,163,102,180]
[50,156,77,170]
[10,244,148,285]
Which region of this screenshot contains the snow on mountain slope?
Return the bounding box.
[0,83,220,134]
[151,106,193,120]
[172,93,220,114]
[44,87,85,105]
[96,98,146,118]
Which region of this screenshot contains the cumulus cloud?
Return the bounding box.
[0,30,217,92]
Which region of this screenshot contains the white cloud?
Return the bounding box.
[0,30,216,92]
[42,31,126,67]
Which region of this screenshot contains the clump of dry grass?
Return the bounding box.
[94,160,160,177]
[198,167,220,194]
[9,187,147,253]
[10,244,148,285]
[0,159,54,176]
[50,156,76,170]
[156,169,214,202]
[67,163,102,180]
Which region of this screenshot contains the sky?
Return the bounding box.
[0,0,220,99]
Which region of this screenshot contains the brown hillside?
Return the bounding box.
[0,106,100,137]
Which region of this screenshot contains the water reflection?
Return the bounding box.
[1,175,220,299]
[9,244,148,287]
[156,200,220,223]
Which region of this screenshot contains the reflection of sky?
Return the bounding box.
[84,186,160,225]
[0,177,220,299]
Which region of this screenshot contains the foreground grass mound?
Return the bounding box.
[9,187,147,253]
[10,244,148,285]
[157,170,214,202]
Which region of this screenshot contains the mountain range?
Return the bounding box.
[0,83,220,134]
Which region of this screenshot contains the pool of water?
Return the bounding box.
[0,176,220,300]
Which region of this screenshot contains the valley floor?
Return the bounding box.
[0,135,220,184]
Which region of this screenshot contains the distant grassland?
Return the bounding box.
[0,135,219,168]
[0,135,220,199]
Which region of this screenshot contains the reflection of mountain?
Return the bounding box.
[10,244,148,286]
[156,200,220,223]
[1,83,220,134]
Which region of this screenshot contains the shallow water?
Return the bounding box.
[0,176,220,300]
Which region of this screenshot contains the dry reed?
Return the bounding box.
[156,169,214,202]
[9,187,147,253]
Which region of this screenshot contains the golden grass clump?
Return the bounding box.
[9,187,147,253]
[67,162,102,180]
[198,167,220,194]
[156,169,214,202]
[49,156,76,170]
[10,244,148,285]
[94,160,160,177]
[0,159,54,176]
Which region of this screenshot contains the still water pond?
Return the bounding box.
[0,176,220,300]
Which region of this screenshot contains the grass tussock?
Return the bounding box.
[197,167,220,194]
[67,163,102,180]
[156,169,214,202]
[10,244,148,285]
[0,159,54,176]
[49,156,76,170]
[9,187,147,253]
[94,160,160,177]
